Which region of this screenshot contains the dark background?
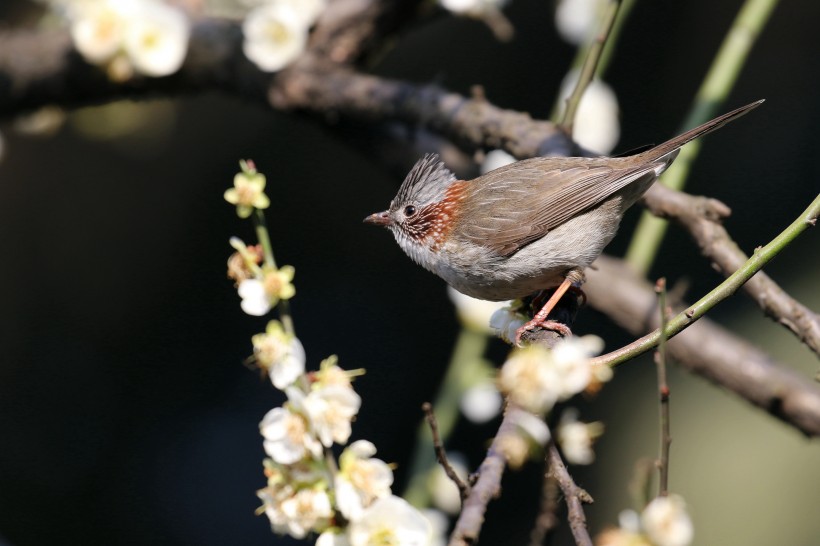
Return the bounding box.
[0,1,818,545]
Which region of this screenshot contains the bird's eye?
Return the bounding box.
[404,205,417,217]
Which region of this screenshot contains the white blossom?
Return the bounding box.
[260,403,322,464]
[68,0,190,78]
[243,3,309,72]
[447,286,511,334]
[316,530,351,546]
[641,495,694,546]
[348,495,432,546]
[440,0,508,17]
[334,440,394,521]
[460,381,502,424]
[69,0,130,63]
[239,278,272,316]
[489,307,527,345]
[420,509,449,546]
[558,72,620,154]
[480,149,516,174]
[252,321,305,389]
[555,0,607,45]
[123,1,190,77]
[556,409,603,465]
[278,487,334,539]
[496,407,550,468]
[498,336,606,415]
[303,384,362,447]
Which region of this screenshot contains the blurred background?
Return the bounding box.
[0,0,818,545]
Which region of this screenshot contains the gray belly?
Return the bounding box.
[435,201,623,301]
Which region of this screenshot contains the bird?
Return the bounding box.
[365,100,763,344]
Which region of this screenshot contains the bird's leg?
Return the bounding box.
[514,277,575,345]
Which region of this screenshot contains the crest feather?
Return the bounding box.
[394,154,457,207]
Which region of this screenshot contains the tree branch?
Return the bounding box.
[585,255,820,437]
[547,443,594,546]
[642,183,820,357]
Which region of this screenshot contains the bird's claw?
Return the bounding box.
[514,319,573,346]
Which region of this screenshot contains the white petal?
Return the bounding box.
[559,72,620,154]
[123,1,190,77]
[480,149,516,174]
[460,382,502,423]
[269,337,306,389]
[348,496,431,546]
[642,495,694,546]
[243,4,309,72]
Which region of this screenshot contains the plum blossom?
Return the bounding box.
[260,402,322,464]
[303,383,362,448]
[447,286,511,334]
[334,440,394,521]
[558,72,620,154]
[122,0,190,77]
[224,161,270,218]
[347,495,432,546]
[556,408,604,465]
[237,266,295,316]
[498,335,607,415]
[641,495,694,546]
[489,306,527,345]
[67,0,190,78]
[252,320,305,389]
[243,3,310,72]
[496,407,550,468]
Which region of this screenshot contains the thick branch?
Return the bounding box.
[586,255,820,437]
[643,183,820,357]
[448,404,518,546]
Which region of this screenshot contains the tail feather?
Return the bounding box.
[639,99,764,162]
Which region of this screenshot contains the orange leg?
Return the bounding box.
[514,278,574,346]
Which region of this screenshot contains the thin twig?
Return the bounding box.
[641,183,820,357]
[654,279,671,497]
[585,255,820,437]
[559,0,622,134]
[547,443,594,546]
[422,402,471,501]
[592,193,820,368]
[529,455,560,546]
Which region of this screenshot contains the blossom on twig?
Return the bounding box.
[252,320,305,389]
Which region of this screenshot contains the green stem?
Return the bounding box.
[550,0,635,122]
[403,328,491,507]
[625,0,780,275]
[594,192,819,368]
[559,0,622,134]
[253,209,296,336]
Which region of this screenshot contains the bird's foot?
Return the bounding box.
[514,319,572,346]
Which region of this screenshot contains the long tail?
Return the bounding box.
[639,99,764,163]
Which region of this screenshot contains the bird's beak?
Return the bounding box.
[363,210,392,227]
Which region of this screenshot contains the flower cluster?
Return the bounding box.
[63,0,190,80]
[225,160,431,544]
[256,354,432,544]
[225,161,297,316]
[242,0,326,72]
[597,495,694,546]
[496,335,610,466]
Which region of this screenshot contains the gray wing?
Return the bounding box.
[455,157,661,256]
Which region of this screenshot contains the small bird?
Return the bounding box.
[365,100,763,344]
